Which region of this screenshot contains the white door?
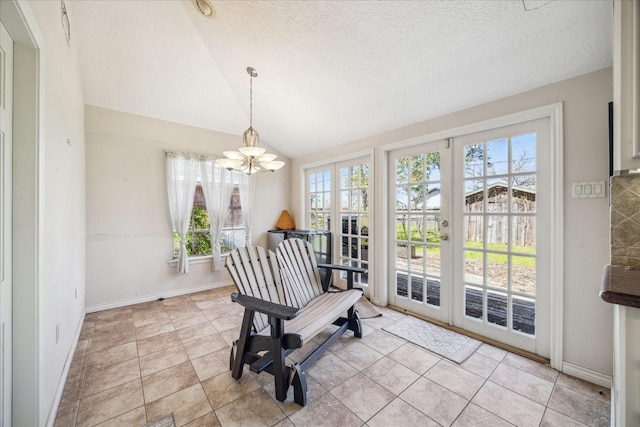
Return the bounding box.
[390,118,552,357]
[389,140,451,323]
[0,21,13,426]
[334,158,370,289]
[452,118,550,356]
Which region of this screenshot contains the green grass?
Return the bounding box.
[464,241,535,267]
[395,221,535,267]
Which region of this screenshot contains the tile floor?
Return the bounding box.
[54,286,611,427]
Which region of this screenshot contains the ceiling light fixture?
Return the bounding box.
[193,0,215,18]
[216,67,285,174]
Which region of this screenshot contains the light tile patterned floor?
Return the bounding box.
[55,286,611,426]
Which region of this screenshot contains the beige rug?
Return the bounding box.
[143,414,175,427]
[355,296,382,319]
[383,316,481,364]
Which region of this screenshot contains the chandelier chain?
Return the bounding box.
[249,73,253,130]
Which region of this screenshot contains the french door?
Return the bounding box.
[390,141,451,323]
[306,156,371,291]
[389,118,551,357]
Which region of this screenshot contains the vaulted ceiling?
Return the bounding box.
[71,0,612,158]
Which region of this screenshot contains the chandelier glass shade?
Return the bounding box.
[216,67,285,174]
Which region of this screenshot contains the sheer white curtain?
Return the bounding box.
[239,173,256,246]
[201,160,234,271]
[166,154,200,273]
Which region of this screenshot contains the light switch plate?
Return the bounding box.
[572,181,607,198]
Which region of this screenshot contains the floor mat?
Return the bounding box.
[143,414,175,427]
[383,316,481,364]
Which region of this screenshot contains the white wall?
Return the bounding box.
[290,69,614,378]
[2,0,87,425]
[36,4,87,420]
[85,106,290,309]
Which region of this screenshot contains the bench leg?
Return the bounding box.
[272,343,289,402]
[291,363,308,406]
[348,307,363,338]
[271,317,290,402]
[229,340,237,371]
[232,308,255,379]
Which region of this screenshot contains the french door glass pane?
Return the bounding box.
[487,215,508,245]
[464,215,484,245]
[487,291,508,328]
[426,244,441,276]
[487,252,508,290]
[512,255,536,294]
[465,286,483,319]
[464,144,484,177]
[410,275,423,302]
[465,180,484,212]
[512,216,536,249]
[512,180,536,213]
[396,272,408,298]
[513,297,535,334]
[308,170,331,231]
[486,138,508,175]
[464,250,483,285]
[511,133,537,173]
[396,216,408,241]
[410,154,424,182]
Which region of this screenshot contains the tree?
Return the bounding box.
[186,208,212,255]
[511,150,536,188]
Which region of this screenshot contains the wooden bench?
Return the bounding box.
[225,238,366,406]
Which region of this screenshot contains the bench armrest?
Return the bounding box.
[317,263,367,275]
[231,292,300,320]
[317,264,368,290]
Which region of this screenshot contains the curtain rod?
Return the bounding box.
[165,151,221,160]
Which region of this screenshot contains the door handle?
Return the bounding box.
[440,233,449,241]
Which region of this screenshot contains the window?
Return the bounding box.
[173,184,245,258]
[167,154,258,273]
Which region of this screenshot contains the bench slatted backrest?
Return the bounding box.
[276,239,324,308]
[226,245,285,332]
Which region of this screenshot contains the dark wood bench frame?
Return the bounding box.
[227,241,366,406]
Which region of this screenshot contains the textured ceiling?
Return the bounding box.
[71,0,612,158]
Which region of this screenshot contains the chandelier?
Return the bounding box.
[216,67,285,174]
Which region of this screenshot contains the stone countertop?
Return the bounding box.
[600,265,640,308]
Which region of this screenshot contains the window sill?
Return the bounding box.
[167,254,230,267]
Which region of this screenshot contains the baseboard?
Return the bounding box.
[44,308,86,427]
[86,281,234,313]
[562,361,612,389]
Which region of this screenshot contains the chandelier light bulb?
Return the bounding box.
[257,153,277,162]
[239,146,266,157]
[260,160,285,171]
[216,158,244,169]
[223,151,244,160]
